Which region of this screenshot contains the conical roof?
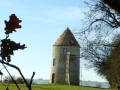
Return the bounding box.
[53,27,80,47]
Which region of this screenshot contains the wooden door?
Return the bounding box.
[52,73,55,83]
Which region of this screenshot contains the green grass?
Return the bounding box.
[0,84,114,90]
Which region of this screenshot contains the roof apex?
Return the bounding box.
[53,27,80,47]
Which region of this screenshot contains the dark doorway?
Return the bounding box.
[52,73,55,83]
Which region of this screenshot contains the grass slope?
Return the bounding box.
[0,84,111,90]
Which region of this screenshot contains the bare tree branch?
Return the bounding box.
[0,60,35,90]
[2,63,20,90]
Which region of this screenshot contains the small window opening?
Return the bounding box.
[63,48,67,53]
[53,58,57,66]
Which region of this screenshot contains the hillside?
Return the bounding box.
[32,78,110,88]
[0,84,110,90]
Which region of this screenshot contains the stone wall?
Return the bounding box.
[50,46,80,85]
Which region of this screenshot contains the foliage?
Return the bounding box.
[4,14,22,34]
[76,0,120,88]
[1,39,26,62]
[0,14,35,90]
[97,34,120,88]
[95,83,102,88]
[16,77,24,84]
[3,75,16,83]
[3,75,24,84]
[102,0,120,14]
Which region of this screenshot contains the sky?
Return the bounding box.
[0,0,107,82]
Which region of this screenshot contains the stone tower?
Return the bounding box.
[50,27,80,85]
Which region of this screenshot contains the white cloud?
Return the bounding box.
[44,7,86,23]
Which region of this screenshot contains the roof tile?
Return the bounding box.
[53,27,80,47]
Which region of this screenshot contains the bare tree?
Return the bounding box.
[78,0,120,68]
[76,0,120,88]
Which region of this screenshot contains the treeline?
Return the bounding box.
[96,34,120,88]
[2,75,29,84]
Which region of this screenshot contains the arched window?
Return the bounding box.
[53,58,57,66]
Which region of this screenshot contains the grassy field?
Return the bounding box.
[0,84,114,90]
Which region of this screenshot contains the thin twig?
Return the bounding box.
[2,63,20,90]
[29,72,35,89]
[0,60,35,90]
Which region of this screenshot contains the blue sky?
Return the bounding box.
[0,0,107,82]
